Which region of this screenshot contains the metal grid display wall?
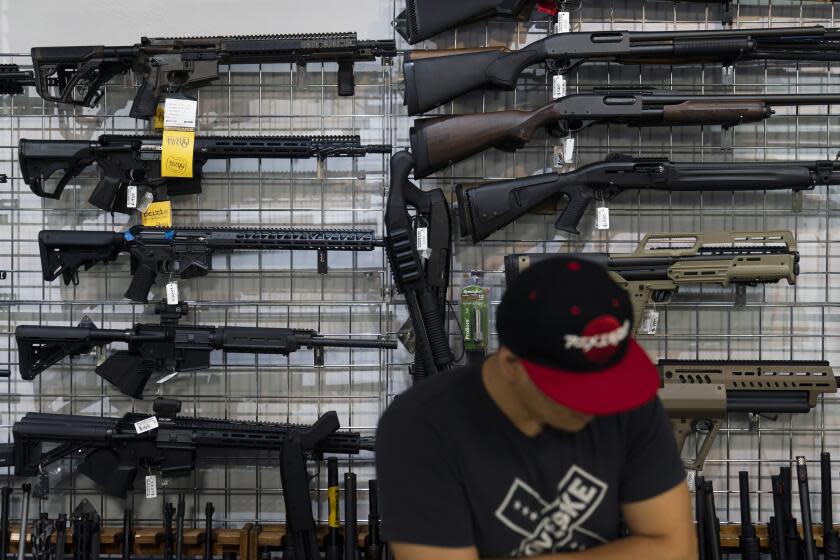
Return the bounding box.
[1,0,840,550]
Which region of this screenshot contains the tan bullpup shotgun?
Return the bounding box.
[657,360,837,471]
[504,231,799,331]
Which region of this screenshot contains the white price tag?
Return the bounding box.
[145,475,157,498]
[553,145,564,168]
[166,282,179,305]
[126,185,138,209]
[138,192,154,213]
[563,137,575,164]
[555,12,571,34]
[163,97,198,129]
[157,371,180,385]
[686,470,696,492]
[596,206,609,230]
[552,74,567,100]
[416,227,429,252]
[641,309,660,335]
[134,416,159,434]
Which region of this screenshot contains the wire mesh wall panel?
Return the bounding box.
[1,0,839,554]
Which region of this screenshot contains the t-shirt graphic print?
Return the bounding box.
[495,466,608,555]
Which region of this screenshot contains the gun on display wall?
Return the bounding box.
[504,231,799,331]
[0,64,35,95]
[30,33,397,119]
[38,226,384,302]
[0,398,372,498]
[16,300,396,398]
[19,135,391,213]
[404,26,840,114]
[657,360,836,470]
[458,154,840,238]
[385,151,454,382]
[409,91,840,177]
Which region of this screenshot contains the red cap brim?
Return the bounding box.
[520,339,659,415]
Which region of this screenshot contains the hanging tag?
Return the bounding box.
[161,130,195,178]
[641,309,659,335]
[552,74,567,100]
[134,416,159,434]
[163,97,198,129]
[686,470,696,492]
[416,227,431,259]
[138,191,154,213]
[165,282,179,305]
[554,11,571,34]
[596,205,609,230]
[157,371,180,385]
[145,475,158,499]
[126,185,138,209]
[553,145,565,168]
[563,137,575,164]
[141,200,173,227]
[153,104,166,132]
[314,346,324,367]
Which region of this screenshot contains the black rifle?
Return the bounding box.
[323,458,342,560]
[38,226,384,302]
[395,0,735,44]
[71,499,99,560]
[203,503,214,560]
[17,484,30,560]
[823,453,840,559]
[31,33,397,119]
[796,457,817,560]
[164,503,175,560]
[122,510,132,560]
[0,486,9,560]
[175,495,185,560]
[385,151,454,382]
[694,475,707,560]
[405,26,840,114]
[363,480,384,560]
[770,474,788,560]
[16,300,396,398]
[457,153,840,238]
[54,514,66,560]
[19,135,391,213]
[410,90,840,177]
[0,64,34,95]
[780,466,803,560]
[0,398,373,499]
[343,473,359,560]
[738,472,760,560]
[703,480,721,560]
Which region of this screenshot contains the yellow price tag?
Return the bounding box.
[328,486,339,528]
[153,104,165,131]
[141,200,173,227]
[161,130,195,178]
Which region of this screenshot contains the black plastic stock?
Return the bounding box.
[738,472,760,560]
[796,458,817,560]
[203,503,214,560]
[363,480,384,560]
[0,486,10,559]
[822,453,840,559]
[343,473,359,560]
[122,510,132,560]
[396,0,535,44]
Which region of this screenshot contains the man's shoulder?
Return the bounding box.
[379,364,479,429]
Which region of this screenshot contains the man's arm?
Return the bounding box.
[390,480,695,560]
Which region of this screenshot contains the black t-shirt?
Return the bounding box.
[375,364,685,557]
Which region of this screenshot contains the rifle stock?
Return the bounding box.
[395,0,534,44]
[39,230,125,285]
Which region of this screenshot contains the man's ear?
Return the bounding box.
[496,346,526,381]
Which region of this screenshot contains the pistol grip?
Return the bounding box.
[129,79,161,120]
[555,187,592,235]
[123,262,157,303]
[88,175,126,214]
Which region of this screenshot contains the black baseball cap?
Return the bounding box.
[497,256,658,415]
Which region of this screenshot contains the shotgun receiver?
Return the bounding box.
[19,135,391,213]
[15,300,396,398]
[0,398,373,500]
[458,154,840,238]
[385,151,454,382]
[410,90,840,177]
[30,33,396,119]
[504,231,799,330]
[39,226,383,302]
[659,360,836,471]
[404,26,840,114]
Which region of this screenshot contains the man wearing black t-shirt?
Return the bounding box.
[376,257,695,559]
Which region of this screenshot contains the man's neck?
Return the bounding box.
[481,355,544,437]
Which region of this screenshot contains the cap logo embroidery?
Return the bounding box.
[564,317,629,365]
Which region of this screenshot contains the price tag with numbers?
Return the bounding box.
[552,74,567,99]
[134,416,159,434]
[145,475,157,498]
[596,206,610,230]
[166,282,179,305]
[641,309,660,335]
[555,11,571,34]
[126,185,138,209]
